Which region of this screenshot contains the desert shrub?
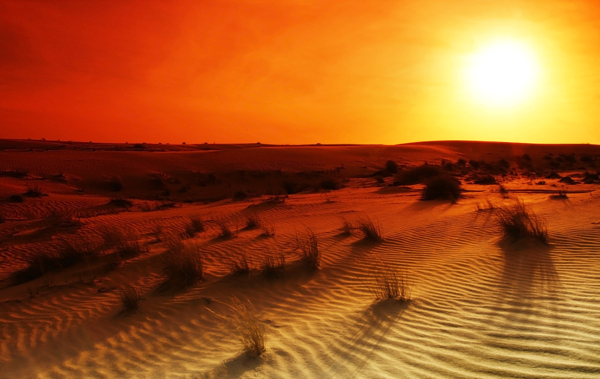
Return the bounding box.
[320,178,340,190]
[476,199,497,212]
[260,223,275,237]
[421,175,461,201]
[456,158,467,167]
[115,239,145,259]
[469,160,480,169]
[184,215,205,238]
[108,197,132,207]
[340,219,354,235]
[358,217,383,242]
[385,160,399,174]
[233,191,247,200]
[216,221,236,239]
[7,194,24,203]
[296,229,320,271]
[221,297,266,357]
[495,199,548,243]
[395,164,444,185]
[370,267,411,301]
[262,252,285,279]
[245,214,261,229]
[580,155,593,163]
[10,240,97,285]
[100,226,128,249]
[120,284,143,312]
[45,212,81,229]
[473,174,497,185]
[550,186,568,199]
[107,176,124,192]
[24,185,44,197]
[229,253,251,275]
[160,240,204,288]
[0,169,28,178]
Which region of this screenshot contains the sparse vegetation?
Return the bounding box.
[358,217,383,242]
[495,199,548,244]
[320,178,341,190]
[476,199,497,212]
[184,215,205,238]
[262,252,285,279]
[160,238,204,288]
[245,214,261,229]
[119,284,143,312]
[229,253,251,275]
[24,185,44,197]
[370,267,411,302]
[385,160,399,174]
[212,297,265,357]
[421,175,461,201]
[340,218,354,235]
[551,186,568,199]
[296,229,320,271]
[107,176,124,192]
[10,239,98,285]
[395,164,444,185]
[260,223,275,237]
[7,194,24,203]
[216,221,236,239]
[108,197,132,207]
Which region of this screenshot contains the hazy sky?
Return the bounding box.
[1,0,599,144]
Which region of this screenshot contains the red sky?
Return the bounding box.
[1,0,600,144]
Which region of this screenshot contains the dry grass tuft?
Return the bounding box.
[421,175,461,202]
[495,199,548,244]
[10,239,98,285]
[24,184,44,197]
[216,221,237,239]
[358,217,383,242]
[296,229,320,271]
[229,253,251,275]
[208,297,266,357]
[119,284,143,312]
[260,223,275,237]
[160,238,204,288]
[184,215,205,238]
[245,214,261,229]
[340,218,354,235]
[262,252,285,279]
[370,267,411,301]
[476,199,497,212]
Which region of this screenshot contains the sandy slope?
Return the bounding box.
[1,141,600,378]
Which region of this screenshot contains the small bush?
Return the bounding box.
[216,221,236,239]
[370,267,410,301]
[320,179,340,190]
[107,176,124,192]
[227,297,266,357]
[421,175,461,201]
[160,240,204,288]
[340,219,354,235]
[395,164,444,185]
[184,215,205,238]
[116,239,145,259]
[229,254,250,275]
[108,197,132,207]
[385,160,399,174]
[8,194,24,203]
[358,217,383,242]
[120,284,143,312]
[260,223,275,237]
[245,214,261,229]
[24,185,44,197]
[262,253,285,279]
[297,229,320,271]
[550,186,568,199]
[10,240,97,285]
[233,191,247,200]
[473,174,497,185]
[495,199,548,243]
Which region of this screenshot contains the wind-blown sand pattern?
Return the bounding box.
[1,140,600,378]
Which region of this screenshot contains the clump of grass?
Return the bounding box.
[229,253,251,276]
[498,184,509,198]
[119,284,143,312]
[262,252,285,279]
[296,229,320,271]
[7,194,23,203]
[45,211,82,229]
[108,197,132,207]
[184,215,205,238]
[107,176,124,192]
[551,186,568,199]
[216,221,237,239]
[370,267,411,301]
[421,175,461,202]
[358,217,383,242]
[476,199,497,212]
[495,199,548,244]
[24,185,44,197]
[245,214,261,229]
[260,223,275,237]
[116,239,145,259]
[10,239,98,285]
[160,239,204,288]
[340,218,354,235]
[209,297,266,357]
[395,164,444,185]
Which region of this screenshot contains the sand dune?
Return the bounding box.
[1,140,600,378]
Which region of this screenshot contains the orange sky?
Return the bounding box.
[1,0,600,144]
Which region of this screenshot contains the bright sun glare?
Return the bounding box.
[466,41,540,107]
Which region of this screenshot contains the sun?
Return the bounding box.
[465,40,540,107]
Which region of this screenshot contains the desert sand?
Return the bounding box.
[1,139,600,378]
